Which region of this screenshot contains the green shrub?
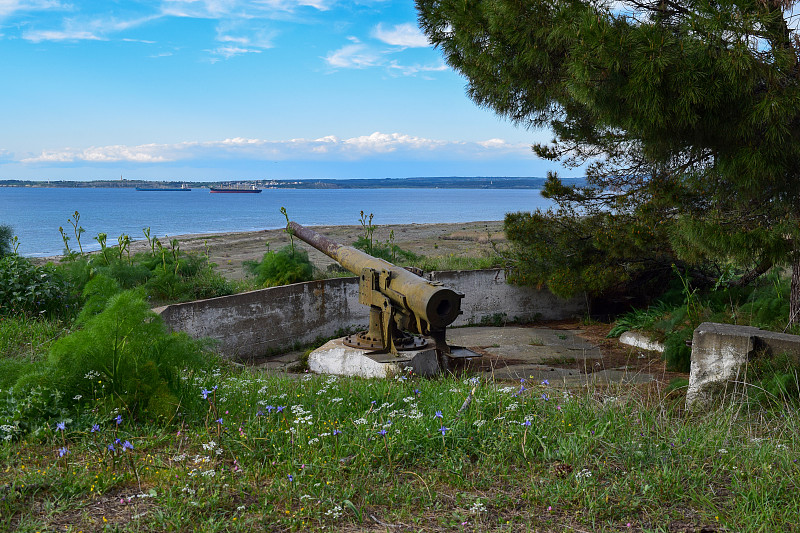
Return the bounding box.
[0,255,77,319]
[352,236,420,264]
[245,245,314,287]
[0,224,13,257]
[14,290,213,422]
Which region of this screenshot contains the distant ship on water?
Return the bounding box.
[209,185,262,194]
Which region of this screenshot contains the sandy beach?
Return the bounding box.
[122,220,507,280]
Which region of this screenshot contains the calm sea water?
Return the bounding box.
[0,187,552,257]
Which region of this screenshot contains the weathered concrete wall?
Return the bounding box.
[428,269,586,325]
[155,269,587,361]
[687,322,800,410]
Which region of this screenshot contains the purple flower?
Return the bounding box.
[378,429,387,436]
[287,474,293,482]
[216,418,224,425]
[115,415,122,425]
[434,410,443,419]
[439,426,449,435]
[333,429,341,436]
[122,440,134,451]
[523,420,532,427]
[276,406,285,413]
[413,389,421,395]
[108,443,115,452]
[91,424,100,433]
[541,393,549,401]
[58,447,68,457]
[256,409,264,416]
[56,421,66,431]
[201,388,211,400]
[541,379,550,386]
[266,405,275,413]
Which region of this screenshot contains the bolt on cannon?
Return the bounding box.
[288,221,479,375]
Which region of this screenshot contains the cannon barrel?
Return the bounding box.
[288,221,462,329]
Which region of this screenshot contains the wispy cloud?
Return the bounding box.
[21,132,534,165]
[371,23,429,48]
[0,0,66,19]
[325,21,441,76]
[23,29,105,42]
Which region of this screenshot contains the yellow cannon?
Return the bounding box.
[289,222,477,369]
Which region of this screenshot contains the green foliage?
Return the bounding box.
[352,236,419,264]
[245,245,314,287]
[0,224,13,257]
[607,301,672,338]
[504,202,682,299]
[0,255,77,319]
[417,0,800,322]
[13,290,212,422]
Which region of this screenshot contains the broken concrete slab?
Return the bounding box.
[619,331,665,353]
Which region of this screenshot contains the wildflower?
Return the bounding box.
[58,447,69,457]
[108,444,115,452]
[288,474,293,482]
[439,426,449,435]
[115,415,123,425]
[201,388,212,400]
[333,429,341,436]
[122,440,134,451]
[378,429,387,436]
[91,424,100,433]
[276,406,285,412]
[541,379,549,386]
[56,421,66,431]
[216,418,224,425]
[434,410,443,419]
[522,420,532,427]
[541,393,549,401]
[413,389,421,395]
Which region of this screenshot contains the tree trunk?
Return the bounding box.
[791,253,800,326]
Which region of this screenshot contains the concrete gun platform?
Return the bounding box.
[254,325,658,385]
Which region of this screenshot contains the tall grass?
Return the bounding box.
[1,368,797,532]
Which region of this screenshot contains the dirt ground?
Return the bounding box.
[123,220,507,280]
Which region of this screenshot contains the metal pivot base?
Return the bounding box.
[343,330,432,351]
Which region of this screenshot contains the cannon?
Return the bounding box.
[288,222,478,370]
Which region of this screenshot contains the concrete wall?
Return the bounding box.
[155,269,587,361]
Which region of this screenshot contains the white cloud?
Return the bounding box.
[0,0,66,19]
[372,23,429,48]
[23,29,104,42]
[324,43,382,69]
[20,133,534,164]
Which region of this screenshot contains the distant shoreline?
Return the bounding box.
[0,176,581,190]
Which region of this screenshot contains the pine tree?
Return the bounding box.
[417,0,800,323]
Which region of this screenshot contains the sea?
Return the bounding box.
[0,186,554,257]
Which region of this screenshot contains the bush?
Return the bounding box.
[0,255,77,319]
[0,224,13,257]
[13,290,214,422]
[245,245,314,287]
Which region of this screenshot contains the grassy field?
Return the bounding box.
[1,364,798,532]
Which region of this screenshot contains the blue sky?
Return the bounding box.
[0,0,568,181]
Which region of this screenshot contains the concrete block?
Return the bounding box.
[308,338,440,379]
[687,322,762,410]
